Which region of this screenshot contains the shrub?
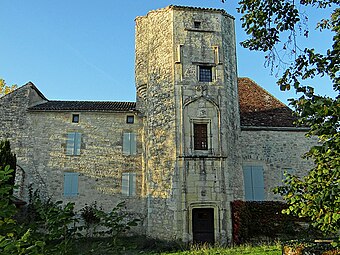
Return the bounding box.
[0,140,16,194]
[231,200,314,244]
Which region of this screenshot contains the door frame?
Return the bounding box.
[188,202,220,243]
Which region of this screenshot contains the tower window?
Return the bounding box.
[194,123,208,150]
[199,66,212,82]
[194,21,201,29]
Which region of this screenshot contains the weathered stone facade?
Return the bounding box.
[0,6,316,244]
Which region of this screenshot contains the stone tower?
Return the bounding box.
[135,6,242,243]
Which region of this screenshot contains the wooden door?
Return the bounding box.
[192,208,214,243]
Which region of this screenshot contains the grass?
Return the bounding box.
[71,236,282,255]
[157,243,282,255]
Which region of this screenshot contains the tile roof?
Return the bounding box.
[28,100,136,112]
[238,77,297,127]
[28,78,297,127]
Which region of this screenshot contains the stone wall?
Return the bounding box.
[25,110,145,215]
[240,129,316,200]
[135,7,179,239]
[0,84,47,197]
[0,85,146,229]
[0,84,46,158]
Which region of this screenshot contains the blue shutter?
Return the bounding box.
[252,166,264,200]
[122,173,129,195]
[122,173,136,196]
[74,133,81,155]
[64,172,79,197]
[243,166,253,200]
[129,173,136,196]
[66,133,75,155]
[123,133,130,155]
[130,133,136,155]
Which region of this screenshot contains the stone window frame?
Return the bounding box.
[197,64,215,83]
[126,115,134,124]
[71,113,80,123]
[194,21,201,29]
[190,118,212,154]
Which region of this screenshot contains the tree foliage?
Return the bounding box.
[0,79,17,97]
[0,140,17,193]
[0,166,44,255]
[231,0,340,244]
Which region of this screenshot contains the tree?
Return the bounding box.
[0,166,44,255]
[0,140,17,194]
[0,79,17,97]
[227,0,340,245]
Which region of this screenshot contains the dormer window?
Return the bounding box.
[194,21,201,29]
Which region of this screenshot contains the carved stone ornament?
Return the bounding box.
[198,108,207,117]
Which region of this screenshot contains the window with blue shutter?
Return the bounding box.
[123,133,136,155]
[243,165,265,201]
[122,173,136,196]
[63,172,79,197]
[66,132,81,155]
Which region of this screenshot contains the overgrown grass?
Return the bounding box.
[157,243,281,255]
[71,236,282,255]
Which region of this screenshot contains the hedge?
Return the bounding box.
[231,200,315,244]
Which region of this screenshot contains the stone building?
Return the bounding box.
[0,6,315,243]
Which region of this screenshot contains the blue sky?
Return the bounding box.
[0,0,335,104]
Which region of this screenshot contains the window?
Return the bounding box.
[63,172,79,197]
[72,114,79,123]
[194,21,201,29]
[199,66,212,82]
[66,132,81,155]
[123,133,136,155]
[126,115,134,124]
[122,173,136,196]
[194,124,208,150]
[243,166,265,201]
